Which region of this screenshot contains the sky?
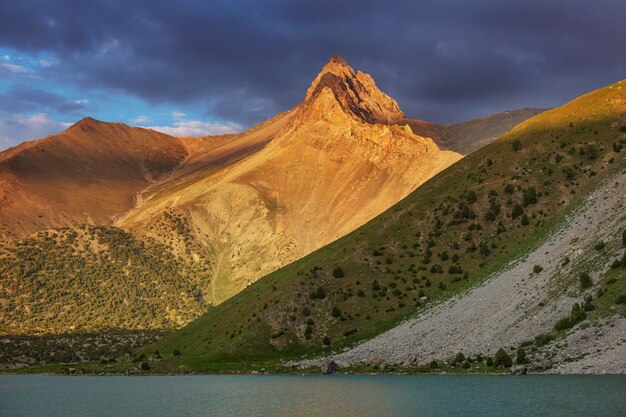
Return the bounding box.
[0,0,625,150]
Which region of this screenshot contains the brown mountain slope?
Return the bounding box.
[0,119,189,239]
[117,56,461,304]
[0,110,294,241]
[397,108,546,155]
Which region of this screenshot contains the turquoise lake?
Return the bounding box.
[1,374,625,416]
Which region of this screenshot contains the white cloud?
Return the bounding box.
[0,113,70,150]
[39,58,60,67]
[0,62,30,74]
[129,115,151,124]
[144,119,241,137]
[171,111,186,120]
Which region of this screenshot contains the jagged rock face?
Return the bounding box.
[300,54,404,125]
[118,56,461,305]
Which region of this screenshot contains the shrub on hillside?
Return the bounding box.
[465,190,477,204]
[584,144,598,160]
[569,303,586,325]
[579,272,592,290]
[554,317,571,331]
[493,348,512,368]
[332,267,345,278]
[511,203,524,219]
[512,140,523,151]
[522,187,538,206]
[453,352,466,365]
[534,333,556,347]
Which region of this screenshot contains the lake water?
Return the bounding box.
[1,374,625,417]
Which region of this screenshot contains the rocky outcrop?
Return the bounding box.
[511,365,528,375]
[321,359,339,374]
[301,54,404,125]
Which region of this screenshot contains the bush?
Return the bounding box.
[511,203,524,219]
[616,294,626,305]
[140,362,150,371]
[323,336,331,346]
[522,187,538,206]
[486,357,494,367]
[465,190,477,204]
[172,349,182,357]
[484,199,501,222]
[493,348,512,368]
[304,325,313,339]
[372,280,380,291]
[534,333,556,347]
[512,140,523,151]
[584,144,598,160]
[332,267,344,278]
[516,347,527,364]
[555,303,587,330]
[594,241,605,251]
[579,272,592,290]
[521,214,529,226]
[533,265,543,274]
[311,287,326,299]
[453,352,466,365]
[331,307,342,318]
[554,317,571,331]
[570,303,586,324]
[623,229,626,245]
[479,241,491,257]
[302,307,311,316]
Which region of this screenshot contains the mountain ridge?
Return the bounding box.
[141,78,626,373]
[0,56,547,338]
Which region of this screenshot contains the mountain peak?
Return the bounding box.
[67,116,106,131]
[320,54,350,74]
[301,56,404,125]
[328,53,348,65]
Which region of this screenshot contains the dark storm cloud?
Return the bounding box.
[1,0,625,125]
[0,85,88,114]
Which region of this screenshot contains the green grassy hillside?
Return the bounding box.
[144,79,626,371]
[0,225,209,334]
